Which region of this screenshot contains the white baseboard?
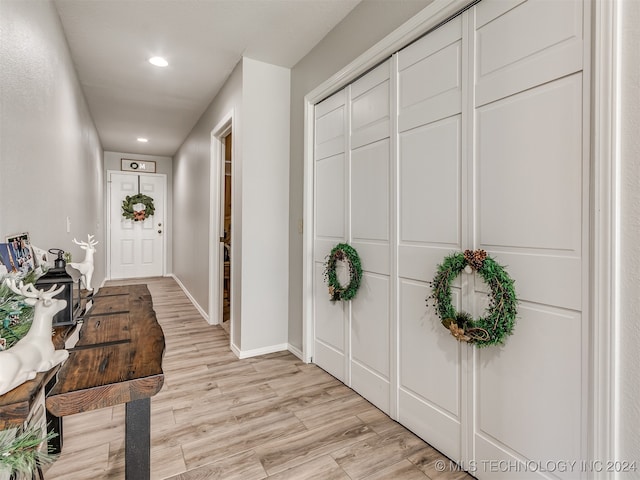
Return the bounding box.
[168,274,210,323]
[287,344,305,361]
[232,343,289,359]
[230,342,307,363]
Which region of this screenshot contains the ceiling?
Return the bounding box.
[53,0,362,157]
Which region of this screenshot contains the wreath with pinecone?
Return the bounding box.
[428,249,518,347]
[121,194,155,221]
[324,243,363,302]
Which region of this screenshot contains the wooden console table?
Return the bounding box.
[46,284,165,480]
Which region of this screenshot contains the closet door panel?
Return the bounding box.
[351,140,389,244]
[472,2,587,477]
[487,251,581,312]
[475,304,582,468]
[398,279,462,460]
[478,74,582,252]
[399,117,461,246]
[351,272,390,413]
[313,263,346,381]
[398,17,462,133]
[398,245,464,284]
[315,90,346,160]
[397,18,463,462]
[314,90,348,382]
[349,62,392,415]
[400,280,460,414]
[314,239,339,264]
[350,241,389,277]
[315,153,346,239]
[475,0,583,107]
[351,61,390,149]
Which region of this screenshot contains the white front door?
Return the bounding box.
[109,171,165,279]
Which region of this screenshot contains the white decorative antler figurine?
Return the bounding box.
[0,280,70,396]
[67,234,98,291]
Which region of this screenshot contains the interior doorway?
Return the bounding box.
[221,132,232,330]
[209,111,234,333]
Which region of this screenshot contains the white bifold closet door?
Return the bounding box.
[312,1,588,479]
[313,60,392,413]
[469,0,586,475]
[314,87,348,383]
[396,13,465,462]
[349,62,392,413]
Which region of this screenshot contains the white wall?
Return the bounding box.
[287,0,434,351]
[240,58,290,353]
[0,0,104,285]
[104,151,173,273]
[619,0,640,467]
[173,57,290,356]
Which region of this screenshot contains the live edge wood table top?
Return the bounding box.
[46,284,165,417]
[47,284,165,480]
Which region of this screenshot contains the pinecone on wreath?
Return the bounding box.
[463,249,487,270]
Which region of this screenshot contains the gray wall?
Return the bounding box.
[0,0,104,285]
[104,151,174,274]
[620,0,640,465]
[172,60,243,345]
[287,0,434,351]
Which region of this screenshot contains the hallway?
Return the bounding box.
[44,277,472,480]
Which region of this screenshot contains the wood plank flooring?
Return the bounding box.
[44,277,473,480]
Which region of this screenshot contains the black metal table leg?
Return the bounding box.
[125,398,151,480]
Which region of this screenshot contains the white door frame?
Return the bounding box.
[590,0,622,474]
[302,0,619,472]
[209,110,234,329]
[106,170,167,279]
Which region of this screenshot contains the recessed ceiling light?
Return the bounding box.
[137,137,148,143]
[148,56,168,67]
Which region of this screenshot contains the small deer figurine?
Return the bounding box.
[67,234,98,291]
[0,280,69,396]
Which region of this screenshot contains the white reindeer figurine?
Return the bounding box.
[0,280,69,396]
[68,234,98,291]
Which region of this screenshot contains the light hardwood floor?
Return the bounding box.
[45,277,473,480]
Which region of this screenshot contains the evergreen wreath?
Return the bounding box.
[324,243,363,302]
[121,194,155,221]
[428,250,517,347]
